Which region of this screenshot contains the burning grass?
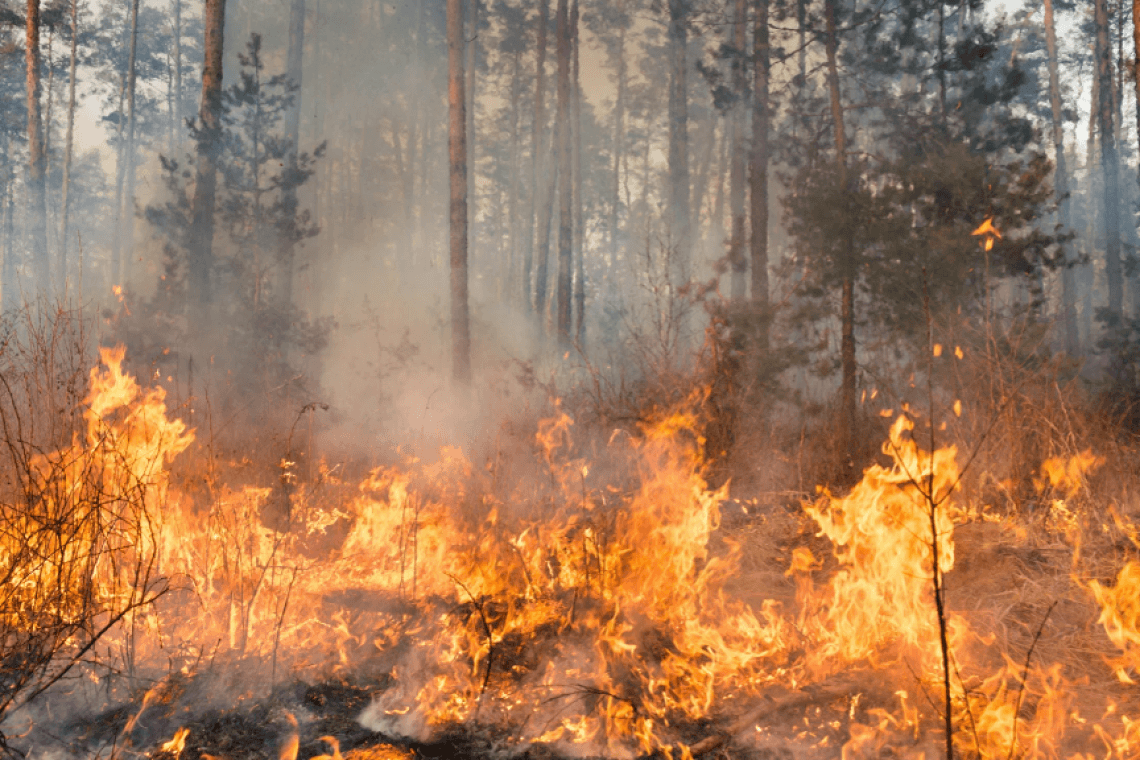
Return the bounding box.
[7,336,1140,759]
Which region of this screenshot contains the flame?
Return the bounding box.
[29,347,1140,758]
[972,217,1002,251]
[160,727,190,756]
[1034,450,1103,499]
[1091,563,1140,684]
[799,415,960,668]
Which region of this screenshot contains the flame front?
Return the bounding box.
[26,348,1140,759]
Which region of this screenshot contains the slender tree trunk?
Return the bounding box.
[188,0,226,312]
[555,0,572,345]
[609,29,626,283]
[728,0,747,302]
[1117,0,1125,149]
[174,0,182,145]
[535,123,558,324]
[667,0,690,286]
[937,1,946,126]
[1096,0,1123,320]
[526,0,549,312]
[280,0,306,309]
[1134,0,1140,169]
[121,0,141,284]
[751,0,769,344]
[507,49,522,303]
[465,0,478,263]
[1044,0,1077,353]
[824,0,855,462]
[59,0,78,286]
[711,117,728,243]
[448,0,471,383]
[689,116,715,237]
[26,0,49,293]
[411,0,425,267]
[44,30,53,189]
[571,0,584,344]
[3,133,16,309]
[1083,65,1099,346]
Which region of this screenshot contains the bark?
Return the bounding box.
[728,0,747,302]
[280,0,306,309]
[1044,0,1077,353]
[525,0,549,311]
[750,0,769,344]
[824,0,855,463]
[555,0,572,345]
[26,0,49,293]
[571,0,584,344]
[1096,0,1123,319]
[59,0,78,285]
[667,0,690,286]
[188,0,226,312]
[448,0,471,383]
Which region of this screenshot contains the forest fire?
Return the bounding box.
[8,346,1140,760]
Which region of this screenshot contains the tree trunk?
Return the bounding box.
[188,0,226,313]
[937,1,946,126]
[1134,0,1140,168]
[728,0,747,302]
[507,49,522,303]
[535,127,558,325]
[1044,0,1077,353]
[59,0,78,287]
[1096,0,1123,320]
[26,0,49,294]
[824,0,855,463]
[526,0,550,312]
[44,31,54,204]
[280,0,306,309]
[1082,62,1099,346]
[609,29,625,285]
[667,0,690,286]
[555,0,572,345]
[174,0,182,146]
[465,0,478,262]
[3,133,16,308]
[448,0,471,383]
[122,0,141,284]
[571,0,584,344]
[750,0,769,342]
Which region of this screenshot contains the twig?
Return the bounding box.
[1006,600,1057,760]
[444,573,495,711]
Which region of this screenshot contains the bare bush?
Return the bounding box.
[0,303,173,752]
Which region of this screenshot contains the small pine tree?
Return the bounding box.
[145,32,329,412]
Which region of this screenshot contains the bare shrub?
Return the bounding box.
[0,303,173,751]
